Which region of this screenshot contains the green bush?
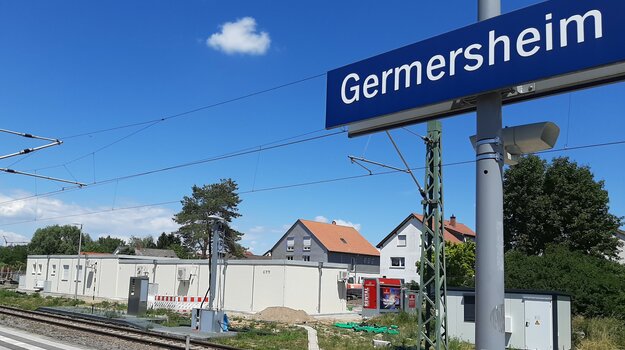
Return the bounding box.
[505,245,625,319]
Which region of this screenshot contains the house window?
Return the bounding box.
[74,265,83,282]
[286,237,295,252]
[303,236,311,251]
[51,264,57,276]
[61,265,70,281]
[37,264,43,275]
[303,256,310,262]
[286,256,294,261]
[464,295,476,322]
[31,263,36,275]
[390,257,405,268]
[340,238,348,244]
[397,235,407,247]
[350,257,356,272]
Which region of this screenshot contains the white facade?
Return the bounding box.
[378,217,422,283]
[23,255,349,315]
[447,288,572,350]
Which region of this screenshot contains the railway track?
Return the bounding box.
[0,305,243,350]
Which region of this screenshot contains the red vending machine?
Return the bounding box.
[362,278,403,317]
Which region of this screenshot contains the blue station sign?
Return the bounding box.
[326,0,625,135]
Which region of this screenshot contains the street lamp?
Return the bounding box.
[71,223,83,300]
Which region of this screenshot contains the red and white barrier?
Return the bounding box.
[149,295,210,314]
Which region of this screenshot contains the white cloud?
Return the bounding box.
[314,215,328,223]
[0,191,179,239]
[207,17,271,55]
[249,226,265,233]
[332,219,362,231]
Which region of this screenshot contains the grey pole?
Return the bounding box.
[208,220,221,311]
[73,224,83,300]
[476,0,505,349]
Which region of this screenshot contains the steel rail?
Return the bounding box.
[0,305,242,350]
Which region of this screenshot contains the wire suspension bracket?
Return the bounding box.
[0,128,86,186]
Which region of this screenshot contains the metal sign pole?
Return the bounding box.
[476,0,505,349]
[209,220,221,311]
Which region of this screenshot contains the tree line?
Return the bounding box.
[446,155,624,319]
[0,178,247,268]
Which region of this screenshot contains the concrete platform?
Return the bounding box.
[36,307,237,340]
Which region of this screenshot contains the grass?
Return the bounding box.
[145,308,191,327]
[573,316,625,350]
[1,290,622,349]
[317,312,473,350]
[209,318,308,350]
[0,289,85,310]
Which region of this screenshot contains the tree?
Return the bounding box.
[156,232,181,249]
[0,245,28,268]
[173,179,245,259]
[28,225,92,255]
[128,236,156,250]
[155,232,193,259]
[505,245,625,319]
[84,235,126,253]
[445,241,476,287]
[504,155,622,258]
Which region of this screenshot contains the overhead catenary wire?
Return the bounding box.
[0,135,623,209]
[0,160,476,228]
[60,73,327,141]
[385,130,427,199]
[0,136,623,228]
[0,129,345,206]
[27,73,327,173]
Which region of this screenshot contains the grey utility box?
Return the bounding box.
[127,276,149,316]
[402,290,418,315]
[192,308,224,334]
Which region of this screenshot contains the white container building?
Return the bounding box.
[22,254,349,315]
[447,287,572,350]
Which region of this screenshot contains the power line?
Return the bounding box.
[60,73,327,140]
[27,73,327,172]
[0,159,478,227]
[0,137,622,216]
[0,129,343,206]
[1,135,624,228]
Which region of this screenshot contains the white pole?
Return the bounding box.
[476,1,505,349]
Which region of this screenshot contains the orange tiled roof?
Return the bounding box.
[412,213,475,242]
[299,220,380,256]
[377,213,476,247]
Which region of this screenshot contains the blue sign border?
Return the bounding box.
[326,0,625,130]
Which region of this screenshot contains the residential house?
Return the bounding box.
[269,219,380,280]
[134,248,178,258]
[376,213,476,283]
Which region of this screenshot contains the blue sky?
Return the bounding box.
[0,0,622,254]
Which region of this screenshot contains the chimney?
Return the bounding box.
[331,220,337,225]
[450,215,457,227]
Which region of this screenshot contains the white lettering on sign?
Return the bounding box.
[340,9,604,105]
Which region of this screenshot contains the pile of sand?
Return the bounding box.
[255,306,312,324]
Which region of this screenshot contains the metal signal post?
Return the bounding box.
[475,1,506,349]
[417,120,448,350]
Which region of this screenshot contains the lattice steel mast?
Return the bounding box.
[417,120,448,350]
